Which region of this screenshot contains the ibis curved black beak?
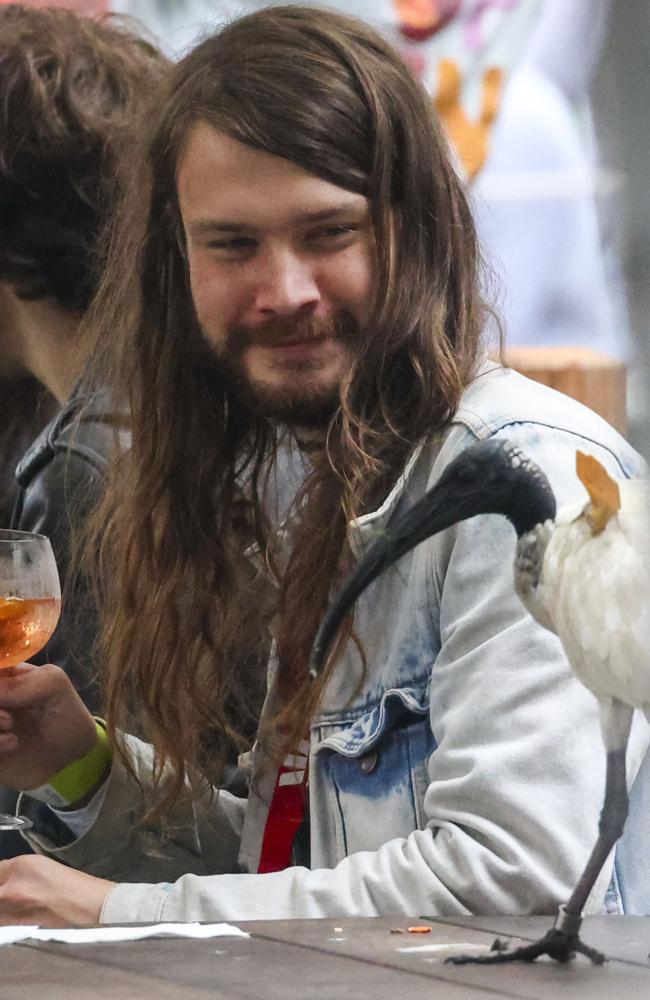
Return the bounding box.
[309,478,460,679]
[308,437,556,680]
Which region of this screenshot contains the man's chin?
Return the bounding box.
[237,378,340,429]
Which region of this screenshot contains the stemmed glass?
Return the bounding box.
[0,529,61,831]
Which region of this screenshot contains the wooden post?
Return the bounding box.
[501,346,627,436]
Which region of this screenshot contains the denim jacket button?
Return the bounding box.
[359,750,378,774]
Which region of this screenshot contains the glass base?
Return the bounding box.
[0,813,32,832]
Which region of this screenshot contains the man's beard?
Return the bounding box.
[207,310,360,429]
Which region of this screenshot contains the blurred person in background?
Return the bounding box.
[468,0,629,358]
[0,3,169,851]
[0,3,167,699]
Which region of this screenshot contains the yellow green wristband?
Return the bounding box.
[26,719,112,810]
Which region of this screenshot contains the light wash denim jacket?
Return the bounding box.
[23,364,650,922]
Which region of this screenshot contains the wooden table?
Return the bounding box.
[3,916,650,999]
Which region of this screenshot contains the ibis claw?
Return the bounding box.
[445,926,606,966]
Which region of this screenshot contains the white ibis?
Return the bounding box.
[310,438,650,965]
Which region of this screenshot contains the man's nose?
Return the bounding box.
[251,247,320,317]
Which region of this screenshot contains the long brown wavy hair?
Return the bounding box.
[84,5,491,818]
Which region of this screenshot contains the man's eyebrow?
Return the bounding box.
[296,203,368,224]
[188,202,367,235]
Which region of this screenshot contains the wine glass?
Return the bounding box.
[0,529,61,831]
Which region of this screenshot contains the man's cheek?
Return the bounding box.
[187,255,217,305]
[188,268,207,312]
[190,281,219,336]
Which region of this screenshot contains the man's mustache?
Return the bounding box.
[228,312,358,353]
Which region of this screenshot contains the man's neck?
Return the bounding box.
[0,284,86,404]
[291,426,328,455]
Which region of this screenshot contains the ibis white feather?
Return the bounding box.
[518,476,650,746]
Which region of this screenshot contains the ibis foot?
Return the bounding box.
[446,926,606,966]
[445,907,606,967]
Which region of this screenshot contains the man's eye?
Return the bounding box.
[207,237,256,254]
[310,225,357,241]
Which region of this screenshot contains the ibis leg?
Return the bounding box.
[446,746,629,966]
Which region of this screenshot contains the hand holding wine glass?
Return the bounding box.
[0,530,96,829]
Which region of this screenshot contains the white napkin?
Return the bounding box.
[397,942,494,959]
[0,922,249,945]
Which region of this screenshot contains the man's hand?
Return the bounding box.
[0,663,98,791]
[0,855,114,926]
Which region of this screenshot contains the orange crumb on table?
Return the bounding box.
[407,926,432,934]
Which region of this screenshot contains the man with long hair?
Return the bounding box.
[0,5,645,925]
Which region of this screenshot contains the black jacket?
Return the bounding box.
[10,391,120,712]
[1,391,118,855]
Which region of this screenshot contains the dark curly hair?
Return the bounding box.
[0,5,169,313]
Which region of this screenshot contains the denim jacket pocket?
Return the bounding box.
[314,686,436,860]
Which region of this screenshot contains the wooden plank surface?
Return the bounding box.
[1,917,649,1000]
[242,916,650,1000]
[11,931,484,1000]
[0,943,220,1000]
[434,914,650,966]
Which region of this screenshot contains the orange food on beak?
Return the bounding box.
[576,451,621,536]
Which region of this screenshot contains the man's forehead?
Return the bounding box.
[186,201,369,237]
[176,122,368,229]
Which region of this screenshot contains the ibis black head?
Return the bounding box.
[309,438,556,679]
